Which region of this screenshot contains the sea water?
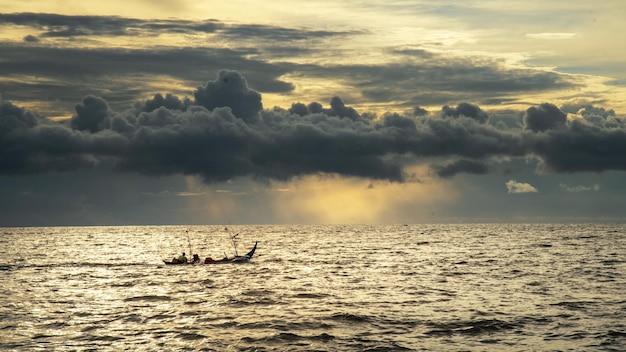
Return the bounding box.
[0,224,624,351]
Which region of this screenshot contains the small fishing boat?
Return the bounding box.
[163,241,258,265]
[163,230,199,265]
[204,241,257,264]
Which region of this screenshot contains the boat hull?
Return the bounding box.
[162,261,199,265]
[204,242,257,264]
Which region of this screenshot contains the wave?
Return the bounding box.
[242,331,336,344]
[226,296,280,307]
[329,312,370,323]
[291,292,330,299]
[5,262,154,270]
[176,332,208,340]
[70,334,125,342]
[550,300,596,311]
[123,295,172,302]
[424,318,522,336]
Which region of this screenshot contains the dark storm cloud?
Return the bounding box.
[441,102,488,123]
[1,70,626,183]
[71,95,112,132]
[431,159,490,178]
[524,103,567,132]
[413,106,428,117]
[560,103,615,118]
[0,71,396,181]
[0,97,126,175]
[193,70,263,123]
[0,95,38,131]
[579,106,617,121]
[141,93,191,113]
[288,97,361,120]
[528,119,626,173]
[559,103,623,128]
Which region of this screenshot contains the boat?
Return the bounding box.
[204,241,258,264]
[163,230,199,265]
[163,242,258,265]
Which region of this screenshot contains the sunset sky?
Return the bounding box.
[1,1,625,225]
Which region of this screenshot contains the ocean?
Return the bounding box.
[0,224,624,351]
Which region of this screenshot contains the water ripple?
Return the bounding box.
[0,224,624,351]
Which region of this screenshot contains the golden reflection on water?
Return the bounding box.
[1,224,625,351]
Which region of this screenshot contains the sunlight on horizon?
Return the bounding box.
[269,166,458,224]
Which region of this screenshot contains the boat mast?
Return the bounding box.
[225,227,239,257]
[186,229,193,257]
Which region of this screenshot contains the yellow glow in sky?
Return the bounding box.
[268,166,457,224]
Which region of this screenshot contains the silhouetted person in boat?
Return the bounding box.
[192,254,200,263]
[172,252,188,264]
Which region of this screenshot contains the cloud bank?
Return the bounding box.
[1,70,626,184]
[0,12,587,118]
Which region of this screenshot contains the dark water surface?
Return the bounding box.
[1,224,625,351]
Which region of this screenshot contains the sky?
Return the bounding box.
[1,0,625,226]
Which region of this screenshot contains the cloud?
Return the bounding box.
[442,102,488,123]
[559,183,600,192]
[0,13,351,41]
[577,105,615,119]
[193,70,263,123]
[0,97,38,131]
[326,59,574,108]
[0,13,145,37]
[288,97,361,120]
[525,33,577,40]
[0,98,127,175]
[219,23,360,42]
[528,119,626,173]
[413,106,428,117]
[560,103,615,119]
[0,12,585,119]
[2,70,626,184]
[0,43,294,117]
[524,103,567,132]
[71,95,112,132]
[431,159,490,178]
[141,93,191,113]
[23,34,39,42]
[0,44,292,90]
[505,180,538,194]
